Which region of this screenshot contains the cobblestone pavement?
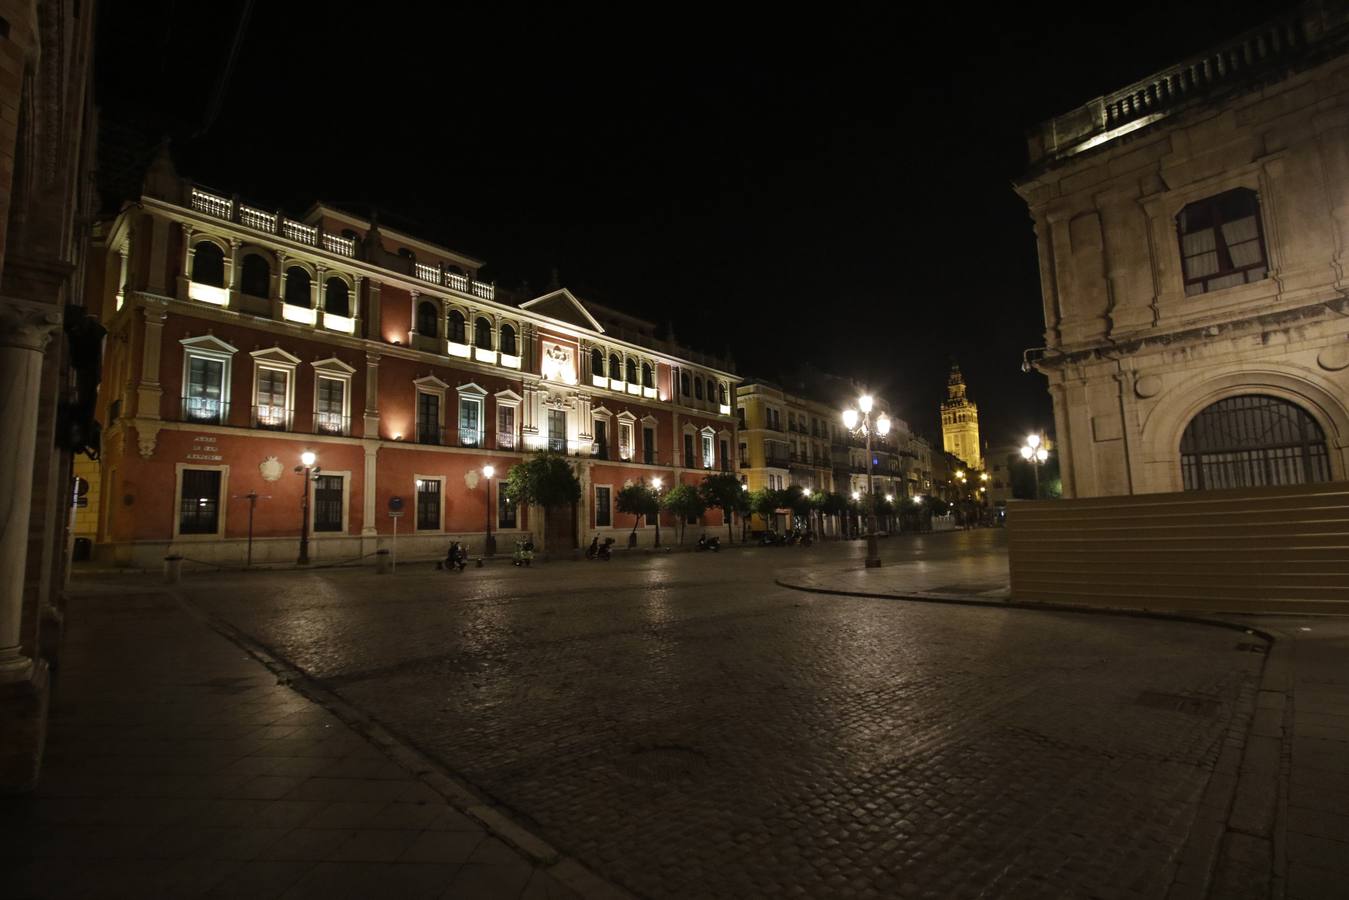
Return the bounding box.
[0,590,577,899]
[148,532,1269,899]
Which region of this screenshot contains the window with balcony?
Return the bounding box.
[609,354,621,381]
[643,426,655,465]
[184,356,227,424]
[500,324,518,356]
[240,254,270,298]
[192,242,225,286]
[417,301,439,337]
[475,317,493,350]
[448,310,466,344]
[618,419,633,460]
[315,376,347,435]
[284,267,310,305]
[497,404,517,449]
[417,391,442,444]
[591,348,605,378]
[706,378,716,402]
[1178,188,1268,296]
[548,409,567,452]
[595,419,610,459]
[702,433,714,469]
[680,372,690,396]
[459,396,483,447]
[694,379,704,401]
[626,358,637,383]
[642,362,654,388]
[324,278,350,317]
[253,368,290,430]
[720,439,729,472]
[684,433,695,467]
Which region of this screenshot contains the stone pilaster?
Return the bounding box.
[362,443,379,541]
[225,237,240,309]
[177,224,194,300]
[365,280,381,341]
[363,351,380,438]
[351,274,364,334]
[272,252,288,320]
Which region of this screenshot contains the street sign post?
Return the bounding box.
[388,496,404,573]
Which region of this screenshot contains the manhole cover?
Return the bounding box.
[1136,691,1222,718]
[616,745,707,782]
[1235,642,1268,654]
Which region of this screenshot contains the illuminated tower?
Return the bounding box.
[940,364,981,470]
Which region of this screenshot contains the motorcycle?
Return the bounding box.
[512,538,535,567]
[441,542,467,572]
[759,530,785,547]
[695,534,720,552]
[586,537,614,561]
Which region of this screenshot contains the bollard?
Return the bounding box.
[163,555,183,584]
[475,557,484,568]
[375,548,391,575]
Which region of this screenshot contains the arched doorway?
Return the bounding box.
[1180,394,1331,490]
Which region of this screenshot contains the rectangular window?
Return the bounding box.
[185,356,225,423]
[595,486,611,527]
[548,409,566,452]
[739,442,748,467]
[619,420,633,460]
[417,392,441,444]
[316,377,346,435]
[645,507,657,526]
[314,474,343,532]
[498,485,517,529]
[596,419,610,459]
[416,478,441,530]
[459,396,482,447]
[702,434,714,469]
[643,427,655,464]
[684,433,695,468]
[179,469,221,534]
[737,407,745,428]
[720,439,730,472]
[1178,188,1269,296]
[255,368,290,430]
[497,405,516,449]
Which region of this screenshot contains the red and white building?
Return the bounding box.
[80,167,739,566]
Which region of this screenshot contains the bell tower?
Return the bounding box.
[940,363,981,470]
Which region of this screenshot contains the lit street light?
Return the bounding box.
[294,450,320,565]
[1020,433,1050,499]
[652,477,663,547]
[842,394,890,568]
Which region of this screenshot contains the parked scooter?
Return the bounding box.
[586,536,614,560]
[695,534,720,552]
[759,530,786,547]
[512,538,535,567]
[440,542,467,572]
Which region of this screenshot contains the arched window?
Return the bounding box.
[718,383,728,406]
[448,310,466,344]
[591,348,604,377]
[680,372,690,396]
[609,354,621,379]
[642,362,653,388]
[695,378,704,400]
[240,254,270,298]
[324,277,350,317]
[284,267,310,306]
[500,324,517,356]
[706,378,716,401]
[192,242,225,286]
[474,317,493,350]
[1180,395,1331,490]
[1177,188,1268,296]
[417,300,439,337]
[626,358,637,383]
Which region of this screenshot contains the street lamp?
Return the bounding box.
[842,394,890,568]
[652,477,663,547]
[1020,433,1050,499]
[294,450,320,565]
[482,464,496,556]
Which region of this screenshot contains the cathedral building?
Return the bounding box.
[940,364,982,471]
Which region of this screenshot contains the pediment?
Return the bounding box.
[520,289,605,333]
[456,381,488,396]
[414,374,449,390]
[592,405,614,418]
[179,334,238,356]
[250,346,302,366]
[494,389,523,404]
[311,356,357,375]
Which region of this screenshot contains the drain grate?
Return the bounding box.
[1136,691,1223,718]
[616,745,708,782]
[1235,642,1268,654]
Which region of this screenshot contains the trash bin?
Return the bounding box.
[375,548,391,575]
[163,555,183,584]
[72,537,92,562]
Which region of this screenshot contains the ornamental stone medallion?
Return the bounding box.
[1316,343,1349,371]
[259,456,284,482]
[464,469,480,490]
[1134,375,1163,398]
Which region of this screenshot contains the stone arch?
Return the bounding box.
[1142,366,1349,491]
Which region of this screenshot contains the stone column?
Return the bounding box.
[362,444,378,542]
[351,274,364,334]
[273,252,288,320]
[363,351,380,438]
[176,224,193,300]
[313,265,326,329]
[225,238,240,309]
[408,290,420,338]
[0,300,63,683]
[116,245,130,312]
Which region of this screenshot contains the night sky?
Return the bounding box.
[96,0,1293,449]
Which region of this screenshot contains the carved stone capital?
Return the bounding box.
[0,299,63,352]
[136,421,161,458]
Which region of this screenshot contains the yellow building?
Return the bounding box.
[735,380,837,529]
[940,364,981,471]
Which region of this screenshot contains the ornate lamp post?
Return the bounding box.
[652,477,663,547]
[1020,433,1050,499]
[482,464,496,555]
[294,450,319,565]
[843,394,891,568]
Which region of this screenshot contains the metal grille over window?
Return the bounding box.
[548,409,566,453]
[1181,394,1331,490]
[179,470,221,534]
[595,486,611,527]
[416,480,441,530]
[1177,188,1268,296]
[314,475,343,532]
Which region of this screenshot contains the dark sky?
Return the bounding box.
[96,0,1293,448]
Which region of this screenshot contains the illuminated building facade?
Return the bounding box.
[82,169,738,564]
[1017,4,1349,497]
[940,363,982,472]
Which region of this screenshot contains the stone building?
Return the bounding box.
[1017,2,1349,497]
[0,0,99,789]
[80,171,739,566]
[940,364,982,471]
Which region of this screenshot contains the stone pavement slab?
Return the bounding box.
[0,590,583,900]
